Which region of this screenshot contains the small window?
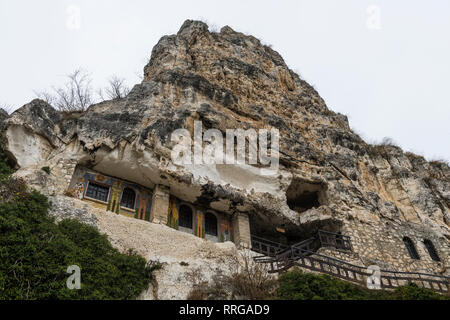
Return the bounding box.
[423,239,440,262]
[335,231,344,249]
[205,212,218,236]
[85,182,109,202]
[403,237,420,260]
[179,204,193,229]
[120,188,136,209]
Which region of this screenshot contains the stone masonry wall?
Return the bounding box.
[232,213,251,249]
[320,219,449,275]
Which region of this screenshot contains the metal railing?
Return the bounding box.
[250,235,288,257]
[294,249,449,293]
[318,230,352,251]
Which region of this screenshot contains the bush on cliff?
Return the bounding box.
[0,152,153,300]
[0,148,13,177]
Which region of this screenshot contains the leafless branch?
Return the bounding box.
[0,103,14,115]
[34,90,55,105]
[101,75,130,100]
[34,68,94,112]
[34,70,131,111]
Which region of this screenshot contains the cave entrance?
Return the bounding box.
[249,216,289,246]
[286,178,326,213]
[248,178,329,252]
[249,213,344,256]
[249,215,317,247]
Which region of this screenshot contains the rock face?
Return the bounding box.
[49,195,241,299]
[1,19,449,281]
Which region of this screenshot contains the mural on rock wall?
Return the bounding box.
[137,195,151,220]
[167,196,179,229]
[166,195,233,243]
[72,181,84,200]
[196,211,204,239]
[107,180,122,214]
[67,167,234,244]
[220,217,232,242]
[68,168,152,220]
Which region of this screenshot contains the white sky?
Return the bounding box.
[0,0,449,161]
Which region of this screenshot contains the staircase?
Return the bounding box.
[253,237,316,272]
[251,231,450,294]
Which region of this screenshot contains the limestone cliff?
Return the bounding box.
[1,20,449,276]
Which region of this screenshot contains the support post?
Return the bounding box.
[232,212,251,249]
[149,184,170,224]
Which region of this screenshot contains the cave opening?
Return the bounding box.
[249,213,344,257]
[286,178,326,213]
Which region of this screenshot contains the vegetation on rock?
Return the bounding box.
[0,151,154,299]
[276,269,448,300]
[187,253,278,300]
[187,256,448,300]
[41,166,51,174]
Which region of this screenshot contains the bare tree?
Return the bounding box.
[134,70,144,82]
[34,90,55,105]
[34,70,132,111]
[0,103,14,115]
[187,251,277,300]
[35,69,94,112]
[54,69,93,111]
[98,75,130,100]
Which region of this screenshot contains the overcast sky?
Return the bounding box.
[1,0,449,161]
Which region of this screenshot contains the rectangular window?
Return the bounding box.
[85,182,110,202]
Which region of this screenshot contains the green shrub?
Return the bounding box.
[0,148,13,178]
[41,166,51,174]
[0,191,153,299]
[0,176,29,203]
[276,270,448,300]
[0,150,154,299]
[277,270,375,300]
[391,283,448,300]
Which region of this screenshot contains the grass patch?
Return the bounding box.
[368,137,398,159]
[429,159,449,168]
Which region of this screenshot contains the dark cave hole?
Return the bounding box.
[287,191,320,213]
[285,178,326,213]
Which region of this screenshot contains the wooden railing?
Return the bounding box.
[251,234,450,294]
[294,249,449,293]
[318,230,352,251]
[252,237,315,272]
[251,235,288,257]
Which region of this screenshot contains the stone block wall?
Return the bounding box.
[232,212,251,249]
[323,218,449,275]
[150,184,170,224]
